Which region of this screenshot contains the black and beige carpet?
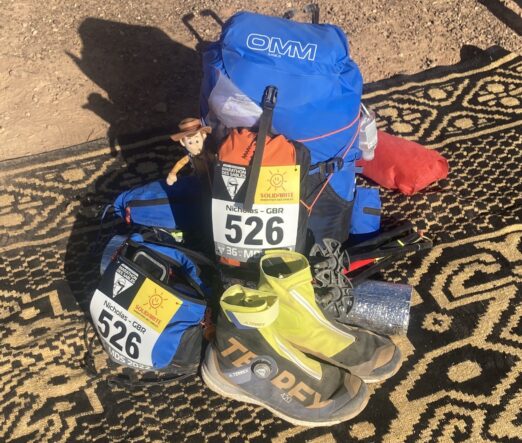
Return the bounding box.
[0,46,520,442]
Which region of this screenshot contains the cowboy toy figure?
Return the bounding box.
[167,118,213,185]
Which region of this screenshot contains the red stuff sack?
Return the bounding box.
[357,130,449,195]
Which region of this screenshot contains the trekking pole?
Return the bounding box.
[243,86,278,211]
[345,222,416,257]
[346,233,433,286]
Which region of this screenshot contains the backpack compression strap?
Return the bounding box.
[243,86,278,211]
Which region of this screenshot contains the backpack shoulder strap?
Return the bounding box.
[243,86,278,210]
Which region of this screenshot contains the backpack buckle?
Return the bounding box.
[317,157,344,178]
[262,86,278,110]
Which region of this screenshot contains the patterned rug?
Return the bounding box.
[1,46,520,442]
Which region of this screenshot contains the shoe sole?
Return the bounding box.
[298,345,403,383]
[360,345,403,383]
[201,346,370,428]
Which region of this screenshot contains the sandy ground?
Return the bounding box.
[0,0,520,161]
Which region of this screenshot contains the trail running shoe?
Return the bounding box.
[201,285,369,427]
[258,250,402,383]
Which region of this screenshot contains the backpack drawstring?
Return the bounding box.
[301,112,362,215]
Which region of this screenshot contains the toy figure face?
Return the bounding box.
[180,132,207,156]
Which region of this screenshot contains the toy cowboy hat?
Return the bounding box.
[170,118,212,141]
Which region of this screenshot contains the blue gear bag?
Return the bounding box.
[112,176,207,232]
[90,233,210,373]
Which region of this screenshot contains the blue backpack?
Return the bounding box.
[201,11,368,243]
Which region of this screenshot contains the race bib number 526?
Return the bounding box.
[212,164,301,262]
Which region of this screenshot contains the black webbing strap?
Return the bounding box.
[243,86,278,211]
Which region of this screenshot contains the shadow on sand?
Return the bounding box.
[64,16,215,312]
